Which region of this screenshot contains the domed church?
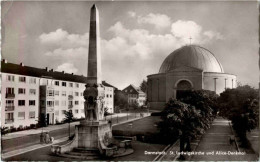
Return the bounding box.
[147,45,236,110]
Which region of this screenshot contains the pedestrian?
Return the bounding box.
[45,132,50,144]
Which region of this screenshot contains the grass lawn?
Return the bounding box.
[113,116,162,134]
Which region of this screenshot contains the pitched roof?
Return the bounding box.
[1,60,85,83]
[123,84,145,94]
[102,81,117,89]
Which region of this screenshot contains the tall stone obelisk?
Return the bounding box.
[83,4,105,122]
[87,4,102,85]
[51,5,134,158]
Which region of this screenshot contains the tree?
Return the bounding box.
[158,99,203,159]
[140,80,147,94]
[178,90,219,129]
[63,110,74,140]
[114,89,128,109]
[218,85,259,147]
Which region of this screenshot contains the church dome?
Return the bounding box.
[159,45,224,73]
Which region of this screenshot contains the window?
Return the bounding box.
[55,81,59,86]
[29,78,36,84]
[6,75,15,82]
[106,94,109,98]
[69,101,73,106]
[18,88,26,94]
[6,100,14,106]
[125,90,127,92]
[69,83,73,87]
[18,112,25,119]
[55,100,59,106]
[6,87,14,94]
[76,83,79,88]
[69,91,73,96]
[55,110,59,116]
[62,91,66,96]
[29,111,35,118]
[29,89,36,95]
[29,100,36,106]
[75,92,79,96]
[130,90,133,92]
[80,92,83,96]
[47,101,54,107]
[18,100,25,106]
[47,90,54,96]
[55,90,59,96]
[62,82,66,87]
[61,101,66,106]
[75,101,79,105]
[75,109,79,114]
[110,94,112,98]
[5,112,14,120]
[19,76,26,83]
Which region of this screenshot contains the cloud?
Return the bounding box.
[137,13,171,29]
[171,20,224,44]
[203,30,224,40]
[56,63,78,74]
[39,28,89,49]
[127,11,136,17]
[45,47,87,58]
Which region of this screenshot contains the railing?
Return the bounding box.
[5,119,14,124]
[68,105,73,109]
[5,106,15,111]
[5,94,15,98]
[68,95,73,100]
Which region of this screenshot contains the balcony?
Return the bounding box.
[5,93,15,99]
[5,119,14,124]
[5,106,15,111]
[68,95,73,100]
[68,105,73,109]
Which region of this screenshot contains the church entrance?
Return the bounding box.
[176,80,192,99]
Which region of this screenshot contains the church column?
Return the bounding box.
[224,78,227,90]
[157,79,159,102]
[214,78,218,93]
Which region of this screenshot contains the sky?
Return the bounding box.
[2,1,259,90]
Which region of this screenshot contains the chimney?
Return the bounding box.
[71,73,74,75]
[62,71,64,74]
[45,67,48,71]
[49,69,53,72]
[3,59,7,63]
[20,62,24,66]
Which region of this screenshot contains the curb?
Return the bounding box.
[228,121,240,152]
[2,136,69,159]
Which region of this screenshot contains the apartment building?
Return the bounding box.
[1,60,114,128]
[102,81,115,113]
[122,84,146,107]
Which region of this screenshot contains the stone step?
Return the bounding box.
[62,152,100,160]
[73,147,99,153]
[66,151,100,156]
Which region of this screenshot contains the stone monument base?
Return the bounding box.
[51,120,134,159]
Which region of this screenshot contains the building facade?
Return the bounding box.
[122,84,146,107]
[147,45,237,110]
[1,60,114,128]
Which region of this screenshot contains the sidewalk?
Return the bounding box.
[2,113,128,140]
[189,117,258,161]
[2,113,150,159]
